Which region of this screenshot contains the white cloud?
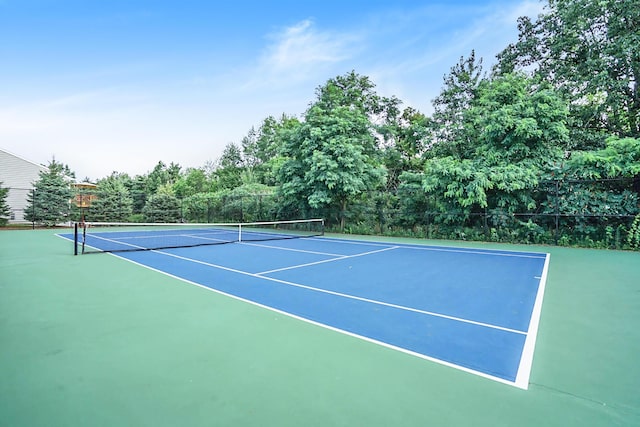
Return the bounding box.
[244,19,360,89]
[358,0,546,114]
[0,1,549,181]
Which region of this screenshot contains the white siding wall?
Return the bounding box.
[0,149,47,222]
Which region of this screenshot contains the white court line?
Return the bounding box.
[101,249,521,389]
[149,248,526,336]
[62,231,545,388]
[256,246,399,275]
[514,253,551,390]
[88,232,231,249]
[240,241,345,257]
[310,237,548,259]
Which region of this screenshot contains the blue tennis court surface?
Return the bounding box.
[61,231,550,389]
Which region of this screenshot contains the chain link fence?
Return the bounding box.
[8,178,639,249]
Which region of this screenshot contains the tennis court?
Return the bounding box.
[1,227,638,426]
[61,221,549,389]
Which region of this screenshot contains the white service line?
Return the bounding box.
[240,241,345,257]
[309,237,548,259]
[151,248,526,336]
[255,245,400,275]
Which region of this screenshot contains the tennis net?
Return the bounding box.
[74,219,325,254]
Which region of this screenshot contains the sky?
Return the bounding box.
[0,0,545,181]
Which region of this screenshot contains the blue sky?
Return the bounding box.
[0,0,544,181]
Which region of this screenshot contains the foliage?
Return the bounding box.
[146,161,182,194]
[379,107,430,191]
[213,142,244,190]
[24,160,74,226]
[90,174,133,222]
[279,76,384,228]
[173,168,210,199]
[0,182,10,225]
[143,189,181,223]
[278,72,387,229]
[420,74,568,219]
[128,175,148,214]
[628,215,640,250]
[496,0,640,144]
[241,115,300,186]
[222,184,277,222]
[430,50,485,158]
[561,136,640,179]
[182,192,224,223]
[34,1,640,250]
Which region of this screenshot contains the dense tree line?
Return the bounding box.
[24,0,640,249]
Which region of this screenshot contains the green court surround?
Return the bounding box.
[1,229,638,426]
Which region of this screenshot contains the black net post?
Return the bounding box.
[74,222,78,255]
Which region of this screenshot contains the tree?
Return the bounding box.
[173,167,210,199]
[496,0,640,145]
[213,142,244,190]
[24,160,74,226]
[143,184,181,222]
[128,175,148,214]
[91,173,133,222]
[314,70,382,114]
[379,107,430,191]
[146,161,181,192]
[430,50,485,158]
[561,136,640,179]
[0,182,10,226]
[278,72,387,229]
[242,115,300,186]
[420,74,569,217]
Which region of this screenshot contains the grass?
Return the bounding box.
[1,229,638,426]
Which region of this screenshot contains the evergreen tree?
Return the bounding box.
[214,142,244,190]
[0,182,10,225]
[142,185,181,222]
[91,174,133,221]
[24,160,74,226]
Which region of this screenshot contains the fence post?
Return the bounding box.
[554,180,559,245]
[483,208,489,238]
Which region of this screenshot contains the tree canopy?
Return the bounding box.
[33,1,639,249]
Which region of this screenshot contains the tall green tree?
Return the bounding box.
[213,142,244,190]
[496,0,640,145]
[430,50,485,158]
[128,175,148,214]
[379,107,430,191]
[91,173,133,221]
[143,184,181,222]
[314,70,382,114]
[24,160,74,226]
[420,73,569,216]
[145,161,182,195]
[0,182,10,225]
[173,167,211,199]
[278,72,386,229]
[242,114,300,186]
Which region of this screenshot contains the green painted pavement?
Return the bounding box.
[1,229,638,426]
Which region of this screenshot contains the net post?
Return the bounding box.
[238,223,242,242]
[74,222,78,255]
